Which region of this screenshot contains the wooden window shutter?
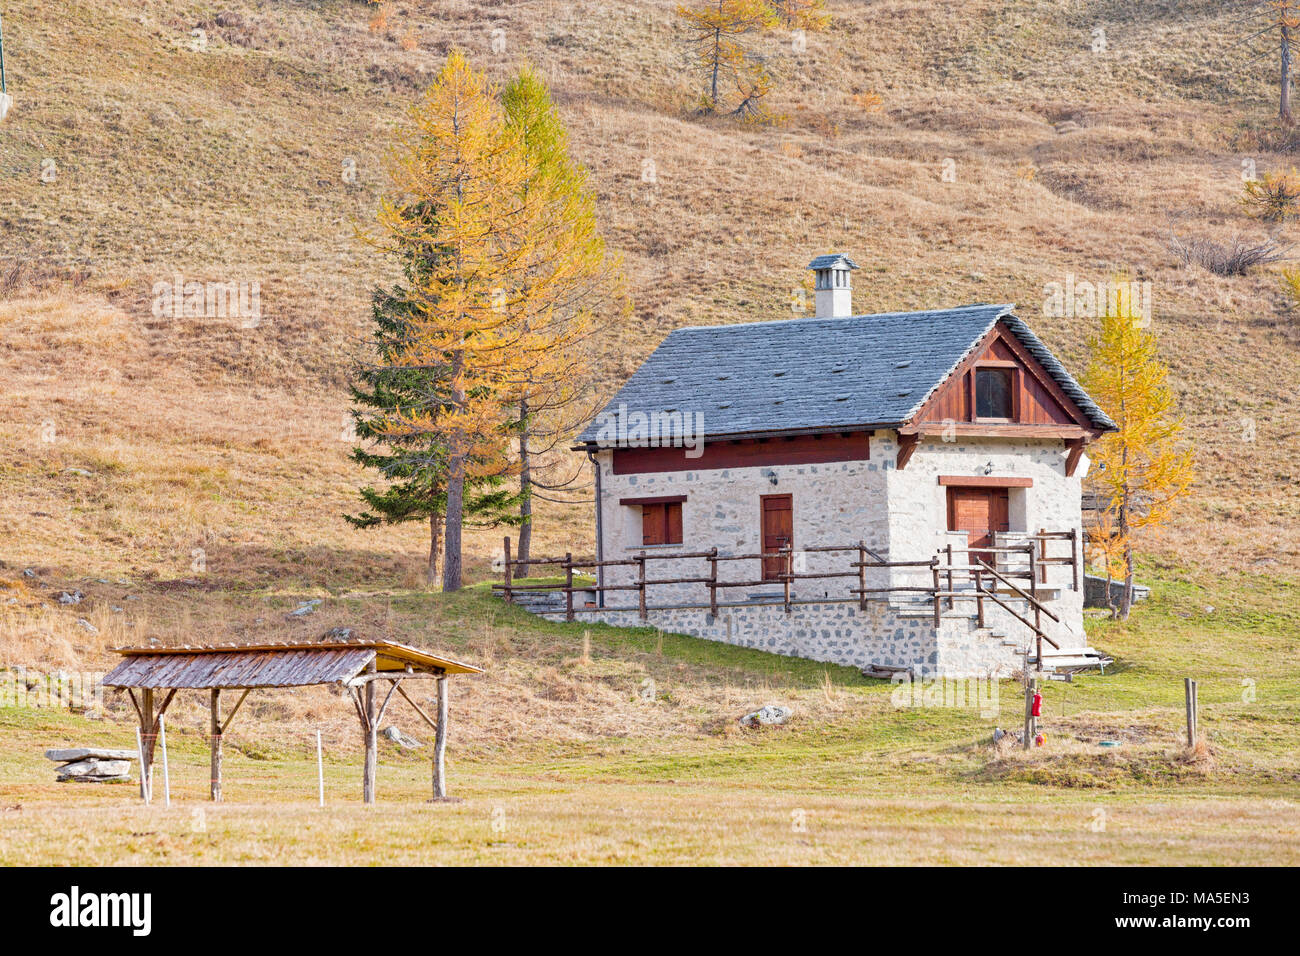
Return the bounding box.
[665,502,682,544]
[641,504,665,545]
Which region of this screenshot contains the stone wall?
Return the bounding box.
[578,429,1088,672]
[536,599,1024,677]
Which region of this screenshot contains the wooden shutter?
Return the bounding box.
[664,502,682,544]
[641,504,665,545]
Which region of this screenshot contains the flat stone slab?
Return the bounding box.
[56,759,132,780]
[46,747,137,763]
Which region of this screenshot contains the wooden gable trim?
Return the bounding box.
[938,475,1033,488]
[619,495,687,506]
[901,320,1100,438]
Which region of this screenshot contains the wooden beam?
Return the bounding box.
[896,433,919,470]
[901,423,1095,440]
[394,682,439,733]
[938,475,1034,487]
[1064,438,1085,477]
[220,688,251,734]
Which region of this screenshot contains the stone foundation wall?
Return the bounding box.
[536,600,1024,677]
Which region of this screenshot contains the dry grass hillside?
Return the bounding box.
[2,2,1299,865]
[1,0,1298,608]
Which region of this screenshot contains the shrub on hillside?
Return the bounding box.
[1242,169,1300,222]
[1168,232,1291,276]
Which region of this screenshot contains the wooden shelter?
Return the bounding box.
[101,638,482,804]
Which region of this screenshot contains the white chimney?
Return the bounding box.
[808,253,858,319]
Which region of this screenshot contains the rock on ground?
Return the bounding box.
[381,726,423,749]
[739,704,793,728]
[46,747,136,762]
[55,758,132,781]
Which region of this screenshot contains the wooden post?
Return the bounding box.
[1028,544,1042,666]
[209,688,222,802]
[857,541,867,611]
[1039,528,1049,585]
[564,551,574,622]
[1023,678,1036,751]
[316,730,324,807]
[637,554,647,621]
[432,676,448,799]
[140,687,154,802]
[783,547,792,614]
[503,536,513,604]
[931,558,941,628]
[708,547,719,615]
[1071,528,1080,591]
[362,659,377,804]
[159,715,171,808]
[1185,677,1198,747]
[974,567,985,628]
[945,543,954,610]
[134,725,149,805]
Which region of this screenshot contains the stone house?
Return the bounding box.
[538,254,1116,677]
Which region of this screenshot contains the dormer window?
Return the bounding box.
[975,366,1015,420]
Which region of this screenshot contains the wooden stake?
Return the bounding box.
[1185,677,1198,747]
[159,714,171,808]
[432,676,448,799]
[316,730,324,807]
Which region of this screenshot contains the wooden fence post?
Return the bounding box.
[931,557,941,627]
[974,567,985,628]
[945,543,954,610]
[564,551,574,622]
[503,536,513,604]
[1039,528,1049,584]
[1028,544,1042,666]
[1185,677,1199,748]
[1071,527,1080,591]
[637,554,647,621]
[783,547,792,614]
[857,541,868,611]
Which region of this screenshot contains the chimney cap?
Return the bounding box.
[807,253,859,272]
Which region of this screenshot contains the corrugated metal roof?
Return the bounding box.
[102,639,483,689]
[576,305,1114,444]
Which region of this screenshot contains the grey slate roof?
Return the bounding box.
[576,304,1115,445]
[808,253,859,271]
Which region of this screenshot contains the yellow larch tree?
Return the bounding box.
[1081,283,1195,620]
[677,0,778,118]
[501,65,629,576]
[372,50,545,591]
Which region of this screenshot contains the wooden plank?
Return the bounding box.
[937,475,1034,487]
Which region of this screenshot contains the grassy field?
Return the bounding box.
[1,563,1296,865]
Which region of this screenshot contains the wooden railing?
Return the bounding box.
[496,530,1081,661]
